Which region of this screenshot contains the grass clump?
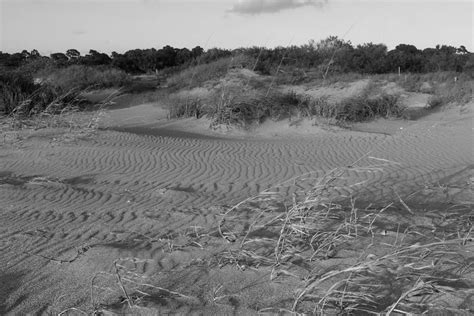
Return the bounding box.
[207,86,303,127]
[336,93,404,121]
[216,166,473,315]
[163,84,300,127]
[164,84,405,127]
[0,71,83,116]
[1,65,130,118]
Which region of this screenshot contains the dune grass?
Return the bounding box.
[163,82,405,127]
[1,65,130,118]
[215,166,473,315]
[82,165,472,315]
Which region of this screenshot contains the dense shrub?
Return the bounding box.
[45,65,130,90]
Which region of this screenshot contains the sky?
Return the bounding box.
[0,0,472,55]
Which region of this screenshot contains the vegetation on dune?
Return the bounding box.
[1,36,471,76]
[0,66,129,116]
[43,65,130,91]
[1,36,472,122]
[2,40,472,315]
[163,74,407,127]
[0,71,80,116]
[57,167,472,315]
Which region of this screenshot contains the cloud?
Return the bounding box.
[229,0,327,15]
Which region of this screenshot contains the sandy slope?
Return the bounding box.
[0,101,472,314]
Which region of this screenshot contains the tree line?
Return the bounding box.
[1,36,472,76]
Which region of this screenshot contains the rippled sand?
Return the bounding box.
[0,102,472,313]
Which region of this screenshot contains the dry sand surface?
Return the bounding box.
[0,101,473,314]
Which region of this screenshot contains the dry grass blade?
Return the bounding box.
[57,307,88,315]
[113,259,133,309]
[395,191,414,215]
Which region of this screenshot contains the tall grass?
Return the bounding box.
[0,71,82,116]
[164,83,405,127]
[1,65,131,117]
[216,165,473,315]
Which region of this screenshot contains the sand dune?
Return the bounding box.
[0,102,472,313]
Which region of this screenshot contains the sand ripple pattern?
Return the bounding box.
[1,121,472,233]
[0,115,472,312]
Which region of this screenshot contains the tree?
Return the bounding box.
[350,43,388,73]
[30,49,41,59]
[82,49,111,65]
[386,44,423,72]
[66,49,81,59]
[462,53,474,78]
[21,50,31,60]
[191,46,204,59]
[50,52,68,66]
[176,48,192,65]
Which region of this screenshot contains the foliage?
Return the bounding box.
[1,38,472,77]
[44,65,130,90]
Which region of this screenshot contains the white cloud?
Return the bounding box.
[229,0,327,15]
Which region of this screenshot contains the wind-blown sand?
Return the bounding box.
[0,101,472,314]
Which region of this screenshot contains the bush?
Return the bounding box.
[45,65,130,90]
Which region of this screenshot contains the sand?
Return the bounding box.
[0,100,473,314]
